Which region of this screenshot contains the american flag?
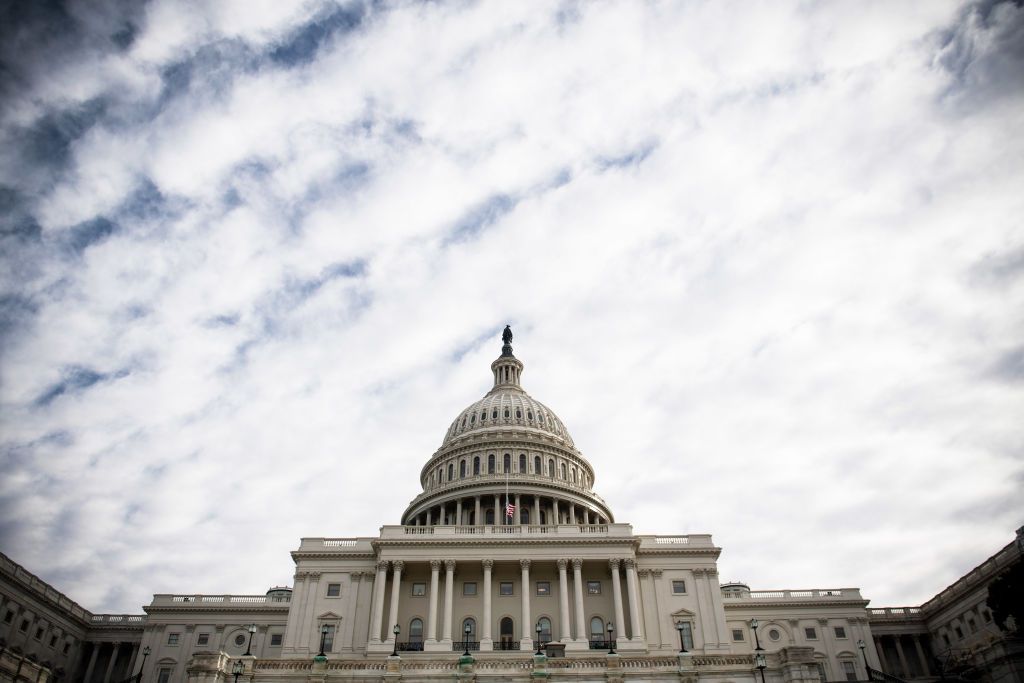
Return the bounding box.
[505,502,516,518]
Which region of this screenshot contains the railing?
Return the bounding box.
[452,641,479,652]
[395,641,424,652]
[382,524,634,539]
[322,539,357,547]
[655,537,690,544]
[494,641,520,651]
[90,615,146,624]
[724,588,861,600]
[407,472,608,506]
[869,607,923,619]
[152,594,290,606]
[588,639,615,650]
[868,666,907,683]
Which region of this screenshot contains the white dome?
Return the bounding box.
[441,388,575,448]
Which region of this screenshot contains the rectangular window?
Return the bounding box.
[671,580,686,594]
[167,633,180,646]
[732,629,744,642]
[499,582,513,596]
[805,627,817,640]
[942,633,951,646]
[322,625,335,651]
[157,668,171,683]
[196,633,209,646]
[326,583,341,597]
[270,634,282,646]
[955,626,964,639]
[463,582,477,596]
[49,635,58,647]
[19,619,29,632]
[834,626,847,639]
[982,609,992,623]
[679,622,694,650]
[411,582,426,596]
[63,643,71,654]
[968,618,977,633]
[35,627,44,640]
[587,581,601,595]
[536,581,551,596]
[842,661,856,681]
[816,663,828,682]
[3,610,13,623]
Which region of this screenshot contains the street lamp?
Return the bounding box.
[607,623,615,655]
[391,624,400,657]
[138,646,151,680]
[751,619,766,683]
[317,625,329,657]
[231,660,244,683]
[675,622,688,653]
[463,623,473,656]
[858,639,868,676]
[536,622,544,655]
[243,624,257,656]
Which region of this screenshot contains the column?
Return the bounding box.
[456,499,463,526]
[520,560,532,647]
[572,559,586,641]
[569,504,576,525]
[558,560,572,641]
[624,559,643,641]
[874,636,885,673]
[475,497,481,526]
[913,635,931,676]
[442,560,455,642]
[369,561,388,642]
[894,636,911,679]
[533,497,540,526]
[387,561,404,641]
[553,499,560,524]
[346,573,363,649]
[126,643,140,678]
[515,494,522,525]
[83,643,100,683]
[481,560,494,649]
[493,495,500,524]
[639,569,662,647]
[427,560,441,643]
[101,642,120,683]
[609,560,627,639]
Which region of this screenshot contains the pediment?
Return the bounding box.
[318,611,342,620]
[670,607,696,618]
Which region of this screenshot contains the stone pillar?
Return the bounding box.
[475,497,481,526]
[456,499,463,526]
[894,636,911,679]
[533,496,540,526]
[639,569,662,647]
[553,499,560,524]
[558,560,572,641]
[442,560,455,643]
[624,559,643,641]
[83,643,100,683]
[913,635,931,676]
[874,636,886,672]
[427,560,441,643]
[386,561,404,643]
[610,560,627,640]
[370,561,388,642]
[520,560,532,648]
[346,572,363,650]
[481,560,494,650]
[572,559,586,641]
[126,643,140,678]
[516,494,522,525]
[101,642,120,683]
[493,494,500,524]
[569,504,576,525]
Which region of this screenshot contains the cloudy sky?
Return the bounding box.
[1,0,1023,615]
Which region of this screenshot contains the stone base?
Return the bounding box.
[564,639,591,652]
[366,640,395,654]
[616,638,647,652]
[478,638,494,651]
[424,640,451,653]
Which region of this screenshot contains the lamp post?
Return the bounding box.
[231,660,244,683]
[751,619,766,683]
[317,625,328,657]
[391,624,400,657]
[858,639,868,677]
[535,623,543,655]
[675,622,688,653]
[463,623,472,656]
[607,623,615,655]
[243,624,257,656]
[138,646,150,681]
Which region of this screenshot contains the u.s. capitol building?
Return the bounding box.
[2,330,1021,683]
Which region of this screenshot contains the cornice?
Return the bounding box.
[371,537,640,549]
[142,605,291,615]
[722,599,869,610]
[290,552,376,562]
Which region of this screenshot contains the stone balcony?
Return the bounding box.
[723,587,864,601]
[148,594,292,607]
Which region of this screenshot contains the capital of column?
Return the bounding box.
[636,569,650,578]
[430,560,442,571]
[482,559,493,571]
[623,558,635,570]
[557,559,568,571]
[376,561,389,572]
[444,559,456,572]
[520,559,531,570]
[651,569,663,577]
[609,559,621,571]
[308,571,322,579]
[571,558,583,570]
[392,561,405,572]
[817,618,829,626]
[351,571,364,580]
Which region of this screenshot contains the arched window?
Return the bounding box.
[503,453,511,472]
[485,508,495,525]
[500,617,514,646]
[492,409,498,419]
[515,408,522,419]
[590,617,605,643]
[473,456,480,475]
[519,453,526,472]
[460,460,467,478]
[488,454,495,474]
[409,618,424,648]
[534,455,541,473]
[527,410,533,420]
[462,618,476,643]
[538,413,544,423]
[448,463,454,481]
[571,468,576,483]
[540,510,547,525]
[504,408,510,418]
[481,410,487,421]
[470,413,475,424]
[520,507,530,524]
[548,460,555,477]
[461,416,466,428]
[537,617,552,644]
[560,463,567,479]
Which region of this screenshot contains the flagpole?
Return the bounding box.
[505,467,510,525]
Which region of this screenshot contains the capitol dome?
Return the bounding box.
[400,327,612,526]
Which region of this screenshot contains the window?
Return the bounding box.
[534,455,541,473]
[520,507,530,524]
[470,413,475,424]
[409,618,423,644]
[504,408,510,418]
[587,581,601,595]
[500,617,514,643]
[234,635,246,646]
[678,622,694,650]
[270,634,282,646]
[536,581,551,596]
[982,609,992,623]
[488,454,495,474]
[590,617,605,642]
[157,668,172,683]
[515,409,522,418]
[462,617,476,641]
[3,610,13,624]
[499,582,514,596]
[411,582,426,597]
[197,633,209,646]
[519,453,526,472]
[538,413,544,423]
[842,661,856,681]
[805,627,817,640]
[49,635,58,648]
[942,633,951,646]
[955,626,964,639]
[19,619,28,632]
[816,663,829,682]
[732,629,744,641]
[35,627,44,640]
[503,453,511,472]
[63,643,71,654]
[463,582,477,596]
[671,580,687,594]
[769,628,781,641]
[460,460,466,478]
[571,468,576,483]
[447,463,454,480]
[968,618,977,633]
[548,460,555,477]
[473,457,480,475]
[834,626,847,639]
[537,617,551,643]
[492,409,498,419]
[326,583,341,597]
[485,508,495,524]
[167,633,180,646]
[322,625,335,651]
[560,463,567,479]
[481,410,486,421]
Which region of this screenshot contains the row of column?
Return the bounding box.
[410,494,607,527]
[368,558,644,647]
[81,641,143,683]
[874,634,933,679]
